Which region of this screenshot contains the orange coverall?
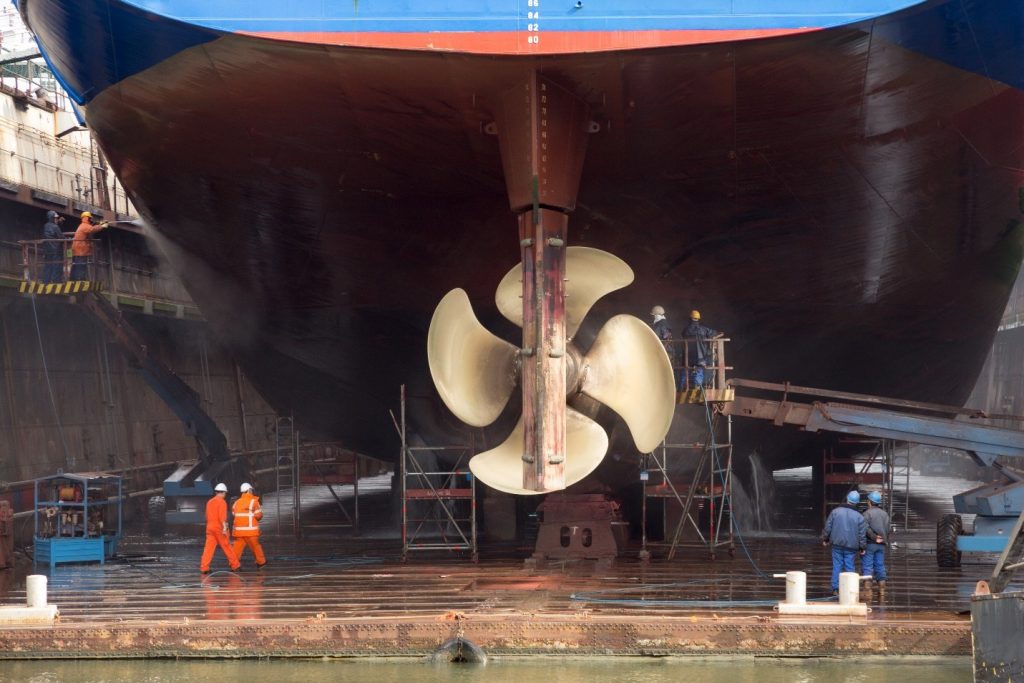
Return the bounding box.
[231,491,266,566]
[200,494,239,572]
[72,221,104,257]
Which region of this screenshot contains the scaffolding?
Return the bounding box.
[824,437,909,529]
[296,444,360,535]
[396,385,477,562]
[641,407,735,561]
[888,442,912,531]
[822,437,892,521]
[274,417,360,537]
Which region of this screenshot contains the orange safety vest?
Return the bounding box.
[231,492,263,537]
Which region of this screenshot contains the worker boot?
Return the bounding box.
[877,580,886,590]
[861,578,873,591]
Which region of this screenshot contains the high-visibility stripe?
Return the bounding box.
[233,498,261,531]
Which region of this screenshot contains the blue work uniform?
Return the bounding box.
[822,503,868,591]
[861,506,890,582]
[683,320,717,386]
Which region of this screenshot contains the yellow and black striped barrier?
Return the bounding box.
[19,280,105,295]
[677,387,735,404]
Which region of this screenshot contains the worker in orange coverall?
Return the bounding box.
[231,482,266,569]
[200,483,240,573]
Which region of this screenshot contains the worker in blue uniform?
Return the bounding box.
[821,490,867,594]
[682,310,719,387]
[649,305,678,383]
[41,210,65,283]
[861,491,890,589]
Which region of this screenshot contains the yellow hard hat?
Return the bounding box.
[691,310,701,321]
[650,305,665,316]
[80,211,92,219]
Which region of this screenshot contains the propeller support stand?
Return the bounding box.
[496,72,591,492]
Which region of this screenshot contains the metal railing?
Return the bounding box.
[19,237,105,284]
[0,131,136,218]
[11,237,195,307]
[665,336,732,393]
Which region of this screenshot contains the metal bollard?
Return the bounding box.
[838,572,861,606]
[773,571,807,606]
[26,575,48,608]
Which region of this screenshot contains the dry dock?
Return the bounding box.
[0,471,1009,659]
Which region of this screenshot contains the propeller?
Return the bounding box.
[428,247,676,494]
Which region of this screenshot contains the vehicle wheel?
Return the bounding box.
[936,513,962,568]
[148,495,166,537]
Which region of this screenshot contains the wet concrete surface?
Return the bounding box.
[0,468,1015,657]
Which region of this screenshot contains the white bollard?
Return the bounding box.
[26,575,47,608]
[773,571,807,606]
[838,572,860,606]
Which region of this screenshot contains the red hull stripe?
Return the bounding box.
[241,29,818,53]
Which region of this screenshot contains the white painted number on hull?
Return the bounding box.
[526,0,540,44]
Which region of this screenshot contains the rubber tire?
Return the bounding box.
[148,495,166,537]
[936,513,962,568]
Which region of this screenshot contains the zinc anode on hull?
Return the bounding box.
[23,0,1024,469]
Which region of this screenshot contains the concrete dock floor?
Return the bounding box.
[0,469,1015,658]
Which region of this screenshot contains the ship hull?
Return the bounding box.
[20,0,1024,471]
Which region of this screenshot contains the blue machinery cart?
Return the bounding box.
[33,472,123,568]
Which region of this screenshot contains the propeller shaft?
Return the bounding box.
[519,209,568,491]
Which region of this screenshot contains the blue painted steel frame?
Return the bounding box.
[32,473,123,568]
[958,535,1011,553]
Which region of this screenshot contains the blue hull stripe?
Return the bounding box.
[119,0,926,33]
[16,0,1024,105]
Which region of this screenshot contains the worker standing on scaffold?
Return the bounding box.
[683,310,721,388]
[231,482,267,570]
[42,210,65,283]
[70,211,109,281]
[200,483,240,574]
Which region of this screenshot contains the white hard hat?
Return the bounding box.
[214,483,228,493]
[240,482,252,493]
[650,305,665,316]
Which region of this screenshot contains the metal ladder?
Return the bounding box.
[275,416,299,536]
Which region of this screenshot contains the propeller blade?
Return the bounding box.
[579,314,676,453]
[495,246,634,339]
[427,288,519,427]
[469,409,609,495]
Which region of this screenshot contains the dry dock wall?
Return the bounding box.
[0,200,278,497]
